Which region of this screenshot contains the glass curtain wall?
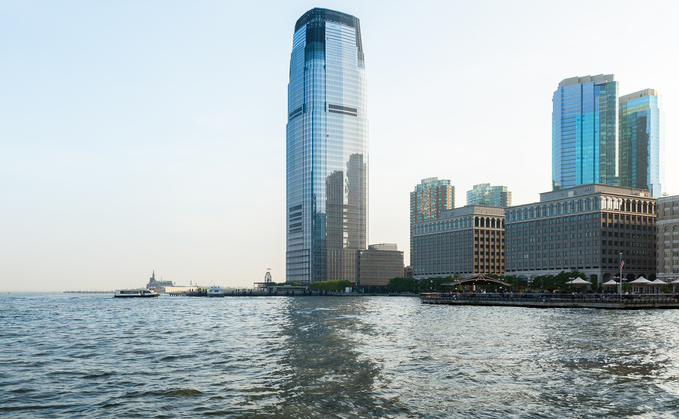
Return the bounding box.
[552,75,619,190]
[619,89,664,197]
[286,8,368,284]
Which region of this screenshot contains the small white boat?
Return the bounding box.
[207,286,225,297]
[114,289,159,298]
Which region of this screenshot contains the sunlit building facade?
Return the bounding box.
[619,89,664,197]
[357,244,404,287]
[505,184,657,284]
[286,8,368,284]
[411,205,505,279]
[410,178,454,264]
[552,74,619,191]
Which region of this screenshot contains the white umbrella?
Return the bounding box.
[628,277,652,293]
[566,277,591,286]
[650,279,668,294]
[628,277,651,285]
[602,279,619,287]
[670,278,679,293]
[566,278,591,293]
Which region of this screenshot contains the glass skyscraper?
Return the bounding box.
[286,8,368,284]
[466,183,511,208]
[552,74,619,190]
[619,89,664,197]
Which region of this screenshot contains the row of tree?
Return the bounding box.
[308,280,353,291]
[386,276,461,293]
[268,271,618,293]
[387,271,597,293]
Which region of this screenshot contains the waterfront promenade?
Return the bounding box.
[420,292,679,309]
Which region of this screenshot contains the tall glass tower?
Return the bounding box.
[552,74,619,190]
[286,8,368,284]
[619,89,664,197]
[466,183,511,208]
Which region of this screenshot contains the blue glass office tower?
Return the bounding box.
[552,74,619,190]
[286,8,368,284]
[619,89,664,197]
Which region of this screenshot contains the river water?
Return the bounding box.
[1,293,678,418]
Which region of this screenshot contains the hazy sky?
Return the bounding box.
[2,0,678,291]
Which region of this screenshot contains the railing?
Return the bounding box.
[420,292,679,305]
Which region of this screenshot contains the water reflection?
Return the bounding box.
[254,297,403,418]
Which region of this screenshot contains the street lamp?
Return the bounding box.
[619,252,623,296]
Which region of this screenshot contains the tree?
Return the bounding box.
[386,277,418,293]
[308,280,352,291]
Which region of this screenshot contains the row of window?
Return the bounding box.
[506,198,655,221]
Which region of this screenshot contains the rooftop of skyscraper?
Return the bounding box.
[558,74,615,88]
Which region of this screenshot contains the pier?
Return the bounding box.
[420,293,679,309]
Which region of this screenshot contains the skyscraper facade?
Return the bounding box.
[552,74,619,191]
[410,178,454,263]
[619,89,664,197]
[466,183,511,207]
[286,8,368,284]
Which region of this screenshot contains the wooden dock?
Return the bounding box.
[420,293,679,309]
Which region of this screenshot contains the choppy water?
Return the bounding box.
[1,293,678,418]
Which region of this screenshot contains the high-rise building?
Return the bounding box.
[466,183,512,207]
[619,89,664,197]
[552,74,619,190]
[410,178,454,264]
[286,8,368,284]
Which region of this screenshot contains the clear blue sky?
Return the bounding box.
[2,0,678,291]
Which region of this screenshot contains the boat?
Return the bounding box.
[114,289,159,298]
[207,286,225,297]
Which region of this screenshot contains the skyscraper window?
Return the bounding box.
[286,8,368,284]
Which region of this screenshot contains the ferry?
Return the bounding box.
[207,286,225,297]
[114,289,159,298]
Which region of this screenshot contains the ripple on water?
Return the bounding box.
[2,294,679,418]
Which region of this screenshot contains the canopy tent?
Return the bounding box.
[649,279,668,294]
[628,277,652,293]
[602,279,619,287]
[565,277,591,286]
[671,278,679,292]
[441,274,510,291]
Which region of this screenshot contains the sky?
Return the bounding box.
[1,0,678,291]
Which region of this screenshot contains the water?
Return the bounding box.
[1,293,678,418]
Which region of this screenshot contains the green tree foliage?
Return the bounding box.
[494,275,525,288]
[530,271,588,291]
[308,280,352,291]
[386,277,419,292]
[386,275,460,292]
[419,275,459,292]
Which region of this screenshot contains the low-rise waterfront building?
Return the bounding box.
[357,244,404,287]
[657,195,679,280]
[504,184,657,284]
[411,205,505,279]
